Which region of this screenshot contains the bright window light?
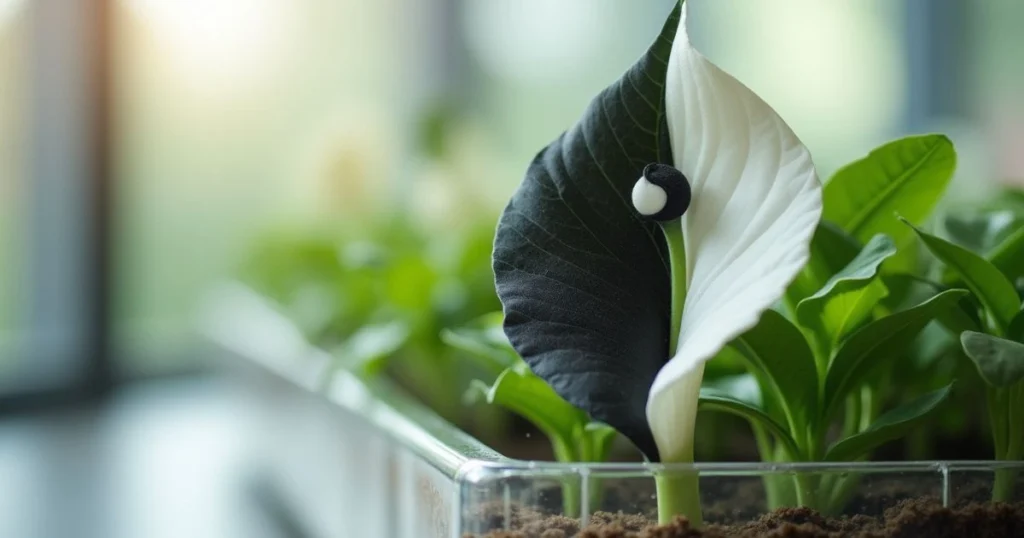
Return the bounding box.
[123,0,285,89]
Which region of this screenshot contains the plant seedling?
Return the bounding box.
[490,0,966,526]
[905,219,1024,501]
[444,313,617,516]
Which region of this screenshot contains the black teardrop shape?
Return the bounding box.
[642,163,691,222]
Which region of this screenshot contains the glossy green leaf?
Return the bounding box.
[797,234,896,354]
[905,220,1021,332]
[732,311,818,433]
[786,221,861,309]
[961,331,1024,388]
[824,384,954,461]
[440,312,519,376]
[823,134,956,246]
[989,224,1024,285]
[697,391,800,458]
[941,212,1024,287]
[822,289,967,425]
[492,4,682,459]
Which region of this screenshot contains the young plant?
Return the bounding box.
[904,218,1024,501]
[443,313,618,464]
[444,313,617,516]
[700,282,961,511]
[489,0,965,527]
[492,1,821,526]
[699,133,962,510]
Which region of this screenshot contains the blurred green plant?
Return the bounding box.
[238,214,502,429]
[444,312,617,516]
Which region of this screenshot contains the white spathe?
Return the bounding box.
[646,3,823,462]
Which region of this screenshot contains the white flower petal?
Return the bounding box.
[647,4,823,461]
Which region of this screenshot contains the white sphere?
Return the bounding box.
[632,176,667,216]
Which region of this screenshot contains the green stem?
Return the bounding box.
[752,424,787,510]
[656,472,703,526]
[793,472,818,509]
[858,383,876,433]
[992,383,1023,502]
[661,222,687,352]
[653,221,705,527]
[552,436,582,517]
[842,393,860,439]
[824,472,863,515]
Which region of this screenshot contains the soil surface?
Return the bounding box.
[463,498,1024,538]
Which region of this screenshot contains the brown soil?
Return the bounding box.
[463,498,1024,538]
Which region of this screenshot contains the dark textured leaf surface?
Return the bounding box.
[492,5,681,459]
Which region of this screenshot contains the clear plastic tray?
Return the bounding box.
[203,284,1024,538]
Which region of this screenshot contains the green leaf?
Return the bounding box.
[822,289,967,425]
[961,331,1024,387]
[478,367,588,447]
[705,350,788,423]
[989,224,1024,286]
[703,373,762,408]
[491,4,682,460]
[941,211,1024,289]
[1010,311,1024,344]
[943,211,1022,254]
[904,220,1021,332]
[824,384,954,461]
[698,391,801,458]
[823,134,956,246]
[797,235,897,354]
[786,221,862,309]
[440,312,519,377]
[732,311,819,434]
[333,321,410,376]
[881,273,982,335]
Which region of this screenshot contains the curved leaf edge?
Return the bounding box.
[823,383,954,462]
[821,289,968,427]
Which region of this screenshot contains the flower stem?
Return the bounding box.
[660,221,687,352]
[654,220,704,527]
[656,472,703,526]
